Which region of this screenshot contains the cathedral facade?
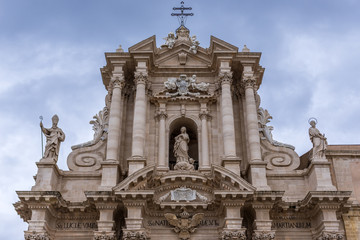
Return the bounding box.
[14,25,360,240]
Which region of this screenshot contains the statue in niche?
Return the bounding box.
[308,118,328,160]
[40,114,65,161]
[173,127,195,171]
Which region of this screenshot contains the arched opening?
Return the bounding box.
[169,117,199,170]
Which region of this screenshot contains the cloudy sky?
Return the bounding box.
[1,0,359,238]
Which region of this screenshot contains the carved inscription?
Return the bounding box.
[56,221,97,230]
[147,219,219,227]
[272,221,311,229]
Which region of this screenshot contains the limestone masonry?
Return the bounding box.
[14,25,360,240]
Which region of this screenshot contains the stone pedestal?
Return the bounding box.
[249,162,270,191]
[100,161,120,190]
[32,159,60,191]
[307,159,337,191]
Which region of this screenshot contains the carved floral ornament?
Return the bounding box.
[25,233,51,240]
[317,232,344,240]
[251,231,275,240]
[122,231,149,240]
[220,230,246,240]
[134,72,148,85]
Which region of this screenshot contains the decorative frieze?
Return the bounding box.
[220,230,246,240]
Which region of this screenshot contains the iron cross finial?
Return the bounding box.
[171,1,194,27]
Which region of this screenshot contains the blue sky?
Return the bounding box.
[1,0,360,238]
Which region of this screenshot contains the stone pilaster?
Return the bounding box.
[199,101,211,172]
[93,202,118,240]
[123,200,148,239]
[242,66,270,190]
[101,73,124,189]
[157,101,168,171]
[222,200,246,234]
[128,61,148,175]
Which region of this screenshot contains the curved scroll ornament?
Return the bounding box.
[258,107,295,150]
[67,107,108,171]
[258,108,300,171]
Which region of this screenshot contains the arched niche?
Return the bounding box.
[168,117,199,170]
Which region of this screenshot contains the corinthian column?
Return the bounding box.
[106,76,124,162]
[219,71,237,158]
[128,61,148,175]
[242,69,270,190]
[101,74,124,189]
[199,101,210,171]
[157,105,167,170]
[243,77,262,162]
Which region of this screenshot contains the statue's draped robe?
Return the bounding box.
[174,133,189,163]
[43,126,65,158]
[309,127,327,158]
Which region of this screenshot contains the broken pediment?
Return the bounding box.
[209,35,239,54]
[128,35,157,53]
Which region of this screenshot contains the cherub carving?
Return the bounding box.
[164,208,204,240]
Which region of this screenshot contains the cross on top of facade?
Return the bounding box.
[171,1,194,27]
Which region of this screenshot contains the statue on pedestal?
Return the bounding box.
[173,127,195,171]
[308,118,327,160]
[40,114,65,161]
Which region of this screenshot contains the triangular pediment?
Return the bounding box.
[129,35,157,53]
[155,44,211,68]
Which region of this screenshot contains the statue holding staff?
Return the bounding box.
[40,114,65,161]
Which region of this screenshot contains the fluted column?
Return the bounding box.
[242,77,261,162]
[157,105,167,170]
[199,101,210,171]
[241,68,270,190]
[219,71,237,158]
[101,74,124,189]
[106,76,124,162]
[128,61,148,175]
[131,72,147,158]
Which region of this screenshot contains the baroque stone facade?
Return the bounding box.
[14,25,360,240]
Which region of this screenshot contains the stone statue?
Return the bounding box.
[163,32,176,49]
[189,35,200,54]
[40,114,65,161]
[308,119,327,160]
[173,127,195,171]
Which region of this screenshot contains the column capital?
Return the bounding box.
[241,76,256,89]
[110,75,125,89]
[134,71,148,85]
[252,231,275,240]
[219,71,233,85]
[199,111,210,120]
[156,110,167,120]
